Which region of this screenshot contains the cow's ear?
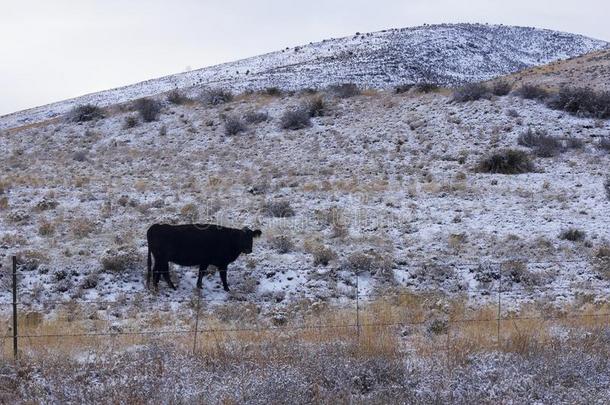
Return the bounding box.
[253,229,262,238]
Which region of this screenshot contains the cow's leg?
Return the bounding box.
[219,265,230,292]
[162,263,177,290]
[197,264,208,289]
[152,259,164,289]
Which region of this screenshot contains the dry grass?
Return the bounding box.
[1,295,609,402]
[2,293,608,360]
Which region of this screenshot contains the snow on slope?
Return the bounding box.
[1,88,609,314]
[1,23,607,131]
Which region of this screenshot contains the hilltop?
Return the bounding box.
[1,23,607,131]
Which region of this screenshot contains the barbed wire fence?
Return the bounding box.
[1,255,610,360]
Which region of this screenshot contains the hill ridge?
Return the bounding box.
[1,23,607,130]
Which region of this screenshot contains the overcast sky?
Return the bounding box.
[1,0,609,115]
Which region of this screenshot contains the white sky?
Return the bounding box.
[1,0,608,115]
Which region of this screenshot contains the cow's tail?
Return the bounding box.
[146,244,152,289]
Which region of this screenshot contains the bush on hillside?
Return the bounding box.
[280,108,311,130]
[303,96,326,117]
[517,128,563,157]
[559,228,586,242]
[166,90,190,105]
[414,83,439,93]
[224,115,247,135]
[394,84,414,94]
[547,87,610,119]
[263,200,295,218]
[329,83,360,98]
[491,81,513,96]
[200,88,233,105]
[452,83,491,102]
[67,104,104,122]
[262,87,283,97]
[477,149,534,174]
[269,235,294,254]
[133,98,161,122]
[243,111,269,124]
[123,115,138,129]
[515,84,549,100]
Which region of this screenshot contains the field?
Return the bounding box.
[1,72,610,402]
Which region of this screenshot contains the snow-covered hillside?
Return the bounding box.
[1,23,607,131]
[1,86,609,315]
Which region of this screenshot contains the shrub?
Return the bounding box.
[303,96,326,117]
[39,220,55,236]
[394,84,414,94]
[200,88,233,105]
[16,250,48,272]
[166,90,189,105]
[345,251,393,276]
[599,138,610,152]
[504,260,542,287]
[269,235,294,254]
[280,108,311,130]
[452,83,491,102]
[559,228,586,242]
[414,83,439,93]
[491,81,512,96]
[101,246,139,273]
[516,84,549,100]
[123,115,138,129]
[53,269,68,282]
[547,87,610,119]
[517,128,563,157]
[67,104,104,122]
[71,218,95,238]
[596,245,610,258]
[477,149,534,174]
[35,197,58,211]
[346,252,373,274]
[82,272,99,289]
[263,200,295,217]
[329,83,360,98]
[133,98,161,122]
[311,245,336,266]
[427,319,449,335]
[243,111,269,124]
[263,87,282,96]
[224,115,247,135]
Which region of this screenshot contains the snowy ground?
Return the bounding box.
[1,87,609,322]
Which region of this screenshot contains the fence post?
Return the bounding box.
[12,256,18,360]
[192,290,201,355]
[356,274,360,338]
[497,269,502,346]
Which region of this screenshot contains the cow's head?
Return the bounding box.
[241,227,262,254]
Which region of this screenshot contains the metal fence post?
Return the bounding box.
[497,268,502,346]
[356,274,360,339]
[12,256,18,360]
[192,290,202,355]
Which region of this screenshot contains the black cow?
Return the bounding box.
[146,223,262,291]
